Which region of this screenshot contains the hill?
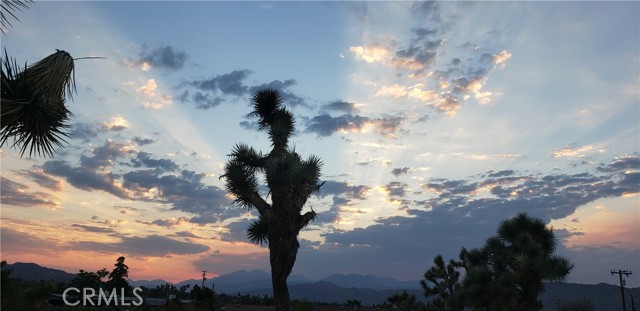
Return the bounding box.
[2,262,75,283]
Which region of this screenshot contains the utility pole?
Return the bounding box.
[611,269,633,311]
[202,270,207,289]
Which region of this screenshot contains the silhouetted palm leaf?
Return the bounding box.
[1,49,75,157]
[1,0,32,33]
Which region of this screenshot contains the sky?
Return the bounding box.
[1,1,639,288]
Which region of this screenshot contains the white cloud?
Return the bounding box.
[137,79,157,98]
[349,45,391,63]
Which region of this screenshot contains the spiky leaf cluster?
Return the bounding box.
[1,49,75,157]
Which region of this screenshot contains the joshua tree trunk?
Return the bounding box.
[269,236,298,311]
[269,212,299,311]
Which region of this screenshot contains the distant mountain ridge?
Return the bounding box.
[2,262,75,283]
[3,262,639,309]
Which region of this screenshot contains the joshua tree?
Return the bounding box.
[421,255,464,311]
[222,89,323,311]
[459,213,573,310]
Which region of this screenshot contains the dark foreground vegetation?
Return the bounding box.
[2,213,589,311]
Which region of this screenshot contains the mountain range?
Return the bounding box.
[3,262,639,309]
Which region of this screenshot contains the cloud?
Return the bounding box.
[130,151,180,172]
[138,45,188,71]
[101,116,129,132]
[321,101,360,114]
[492,50,512,67]
[180,70,305,109]
[349,44,392,63]
[19,169,62,191]
[305,114,404,137]
[219,218,255,243]
[292,156,640,279]
[137,79,158,98]
[193,70,251,96]
[70,122,99,142]
[121,169,235,220]
[597,155,640,173]
[43,160,130,199]
[0,228,61,254]
[552,144,600,158]
[136,217,190,228]
[71,224,116,234]
[352,2,513,116]
[248,79,306,108]
[391,167,411,177]
[316,181,370,200]
[132,136,154,146]
[68,235,209,257]
[1,177,58,209]
[376,83,437,102]
[37,139,234,222]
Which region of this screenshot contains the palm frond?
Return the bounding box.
[1,49,75,157]
[1,0,32,33]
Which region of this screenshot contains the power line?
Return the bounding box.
[611,269,633,311]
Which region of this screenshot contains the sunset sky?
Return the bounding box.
[1,1,639,288]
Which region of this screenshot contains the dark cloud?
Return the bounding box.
[136,217,190,228]
[130,151,180,172]
[37,139,234,223]
[391,167,411,177]
[486,169,515,178]
[0,228,61,254]
[239,120,260,131]
[180,70,305,110]
[19,169,62,191]
[122,169,235,220]
[79,139,134,170]
[71,224,116,234]
[68,235,209,257]
[597,155,640,173]
[305,114,404,137]
[171,231,202,239]
[1,177,58,209]
[383,182,408,198]
[193,70,251,96]
[322,101,359,114]
[293,156,640,280]
[69,122,99,142]
[219,218,255,243]
[316,181,369,200]
[177,90,224,110]
[305,114,369,137]
[132,136,154,146]
[248,79,306,108]
[43,160,129,199]
[139,45,188,71]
